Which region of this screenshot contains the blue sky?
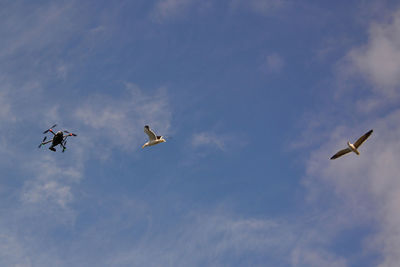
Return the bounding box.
[1,0,400,266]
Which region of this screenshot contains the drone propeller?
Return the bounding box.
[38,136,47,148]
[43,124,57,134]
[64,130,77,136]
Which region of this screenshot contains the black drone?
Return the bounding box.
[38,124,77,152]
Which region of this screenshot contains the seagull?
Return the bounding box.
[142,125,166,148]
[330,129,373,160]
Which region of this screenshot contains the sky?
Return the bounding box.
[1,0,400,266]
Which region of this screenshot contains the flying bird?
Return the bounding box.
[330,129,373,160]
[142,125,166,148]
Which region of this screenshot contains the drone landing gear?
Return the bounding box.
[49,147,56,152]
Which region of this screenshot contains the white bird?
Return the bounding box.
[142,125,166,148]
[330,129,373,160]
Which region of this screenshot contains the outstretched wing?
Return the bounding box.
[330,148,352,160]
[354,130,373,148]
[144,125,157,141]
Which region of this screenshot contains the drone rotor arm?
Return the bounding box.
[61,141,67,153]
[43,124,57,135]
[43,129,56,135]
[64,133,77,138]
[38,139,52,148]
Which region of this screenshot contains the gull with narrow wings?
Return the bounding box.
[330,130,373,160]
[142,125,166,148]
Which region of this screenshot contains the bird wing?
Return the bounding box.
[354,129,373,148]
[330,148,352,160]
[144,125,157,141]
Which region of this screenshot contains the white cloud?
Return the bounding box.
[23,181,72,207]
[350,15,400,91]
[230,0,288,15]
[0,91,16,122]
[191,131,226,150]
[340,9,400,107]
[0,2,80,60]
[151,0,287,21]
[0,2,178,266]
[75,83,172,151]
[0,81,172,265]
[296,8,400,266]
[302,108,400,267]
[151,0,195,21]
[21,154,82,209]
[104,209,346,267]
[291,247,347,267]
[264,53,285,73]
[0,82,172,265]
[151,0,214,21]
[0,197,352,267]
[0,234,32,267]
[56,64,69,80]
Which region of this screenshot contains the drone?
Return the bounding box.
[38,124,77,152]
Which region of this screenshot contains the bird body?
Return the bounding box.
[347,141,360,155]
[142,138,166,148]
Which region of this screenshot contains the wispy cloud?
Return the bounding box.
[263,53,285,73]
[191,131,226,150]
[303,109,400,267]
[0,91,16,122]
[75,83,172,151]
[0,1,82,62]
[338,9,400,111]
[0,81,172,266]
[21,153,83,208]
[151,0,288,21]
[297,7,400,266]
[98,208,347,267]
[151,0,196,21]
[230,0,289,16]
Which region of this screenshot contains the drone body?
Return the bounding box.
[38,124,77,152]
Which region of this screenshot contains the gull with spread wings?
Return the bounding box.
[142,125,166,148]
[330,130,373,160]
